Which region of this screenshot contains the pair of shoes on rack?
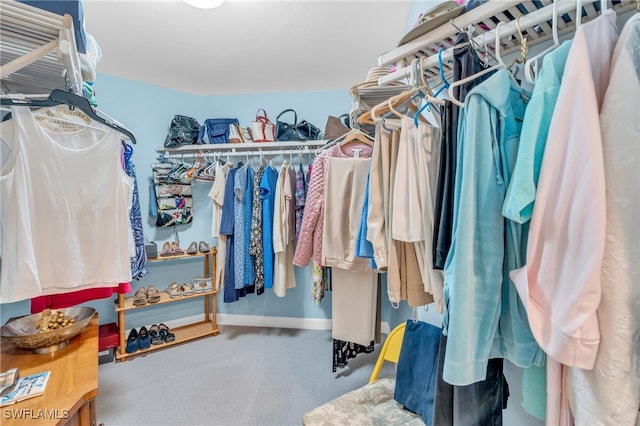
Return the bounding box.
[125,326,151,353]
[186,241,211,255]
[192,277,213,293]
[166,282,194,298]
[132,286,161,306]
[149,323,175,345]
[160,241,185,257]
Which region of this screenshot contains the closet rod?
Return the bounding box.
[157,140,327,154]
[378,0,601,87]
[161,149,314,160]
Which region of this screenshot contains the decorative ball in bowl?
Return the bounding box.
[0,306,95,354]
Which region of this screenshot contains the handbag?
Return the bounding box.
[198,118,240,144]
[251,109,275,142]
[296,119,322,140]
[163,115,200,148]
[324,114,351,140]
[229,124,244,143]
[276,109,305,141]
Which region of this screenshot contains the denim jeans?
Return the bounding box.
[433,332,510,426]
[394,320,441,425]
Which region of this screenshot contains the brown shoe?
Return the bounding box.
[133,287,148,306]
[147,285,161,303]
[160,242,174,257]
[170,242,184,255]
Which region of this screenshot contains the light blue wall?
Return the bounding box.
[0,74,376,329]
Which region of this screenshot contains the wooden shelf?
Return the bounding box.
[115,246,218,362]
[147,248,216,263]
[115,288,218,312]
[115,320,220,361]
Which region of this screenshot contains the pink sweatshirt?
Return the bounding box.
[293,142,373,267]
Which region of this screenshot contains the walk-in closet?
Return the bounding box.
[1,0,638,425]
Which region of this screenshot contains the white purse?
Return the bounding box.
[228,124,244,143]
[251,109,275,142]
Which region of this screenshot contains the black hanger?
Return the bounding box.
[0,89,136,144]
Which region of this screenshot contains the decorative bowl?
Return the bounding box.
[0,306,95,354]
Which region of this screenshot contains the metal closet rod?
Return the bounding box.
[161,149,315,160]
[378,0,599,87]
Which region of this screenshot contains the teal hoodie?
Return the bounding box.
[442,69,545,386]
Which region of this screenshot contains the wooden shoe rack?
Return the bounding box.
[114,249,219,361]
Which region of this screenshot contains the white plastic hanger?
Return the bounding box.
[448,22,507,107]
[576,0,583,27]
[314,128,373,156]
[525,0,559,84]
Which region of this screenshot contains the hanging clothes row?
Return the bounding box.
[209,156,312,302]
[366,5,639,426]
[293,130,381,371]
[0,96,144,308]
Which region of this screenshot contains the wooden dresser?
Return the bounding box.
[1,314,99,426]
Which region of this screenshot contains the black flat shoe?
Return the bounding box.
[125,328,139,353]
[138,326,151,350]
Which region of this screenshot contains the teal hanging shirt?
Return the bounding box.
[443,69,544,387]
[502,41,572,224]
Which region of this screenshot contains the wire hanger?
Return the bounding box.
[507,16,528,72]
[524,0,559,84]
[0,89,136,143]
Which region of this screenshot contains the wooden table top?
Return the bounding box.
[1,314,98,425]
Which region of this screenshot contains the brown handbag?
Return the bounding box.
[324,114,350,140]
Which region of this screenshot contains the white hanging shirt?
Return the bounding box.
[208,161,232,238]
[0,106,134,303]
[272,164,296,297]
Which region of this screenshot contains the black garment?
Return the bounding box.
[432,33,492,270]
[332,339,375,373]
[432,332,510,426]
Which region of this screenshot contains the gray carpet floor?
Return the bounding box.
[97,325,393,426]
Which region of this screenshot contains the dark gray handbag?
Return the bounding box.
[276,109,304,141]
[164,115,200,148]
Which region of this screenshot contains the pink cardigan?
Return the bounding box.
[293,142,373,267]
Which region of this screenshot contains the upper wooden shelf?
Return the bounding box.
[147,248,217,263]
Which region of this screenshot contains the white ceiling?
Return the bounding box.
[82,0,413,96]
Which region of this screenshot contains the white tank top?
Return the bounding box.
[0,106,134,303]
